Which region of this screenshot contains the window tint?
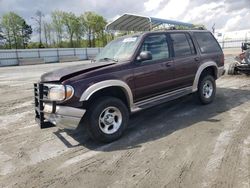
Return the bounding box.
[170,33,194,57]
[140,34,169,61]
[194,32,221,53]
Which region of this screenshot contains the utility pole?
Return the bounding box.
[212,23,215,34]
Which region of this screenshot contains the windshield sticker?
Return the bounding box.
[122,37,137,43]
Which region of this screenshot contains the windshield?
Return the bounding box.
[95,36,140,62]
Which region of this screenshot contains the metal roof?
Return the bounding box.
[106,13,194,31]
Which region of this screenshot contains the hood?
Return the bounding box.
[40,62,115,82]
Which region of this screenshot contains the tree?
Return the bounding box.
[43,22,53,47]
[51,11,64,47]
[0,10,109,49]
[74,17,83,47]
[0,25,5,48]
[93,14,107,47]
[81,12,94,47]
[81,12,107,47]
[32,10,44,48]
[21,20,32,48]
[1,12,32,49]
[0,25,4,40]
[62,12,79,47]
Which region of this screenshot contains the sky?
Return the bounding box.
[0,0,249,33]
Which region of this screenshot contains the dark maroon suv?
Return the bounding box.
[34,30,224,142]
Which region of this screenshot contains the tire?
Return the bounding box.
[228,62,237,75]
[196,74,216,105]
[85,97,129,143]
[245,49,250,64]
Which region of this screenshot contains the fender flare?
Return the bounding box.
[192,61,218,92]
[79,80,134,108]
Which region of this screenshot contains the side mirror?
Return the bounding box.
[137,51,152,61]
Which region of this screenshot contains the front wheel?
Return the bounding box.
[85,97,129,143]
[196,75,216,105]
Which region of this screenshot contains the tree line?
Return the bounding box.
[0,11,114,49]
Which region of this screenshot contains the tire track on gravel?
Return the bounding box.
[236,136,250,188]
[202,104,250,188]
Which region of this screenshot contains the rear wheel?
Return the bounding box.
[85,97,129,143]
[196,75,216,105]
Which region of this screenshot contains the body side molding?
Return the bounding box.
[192,61,218,92]
[79,80,134,108]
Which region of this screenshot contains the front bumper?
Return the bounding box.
[34,83,85,130]
[43,104,86,129]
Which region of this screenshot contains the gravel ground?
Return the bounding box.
[0,57,249,188]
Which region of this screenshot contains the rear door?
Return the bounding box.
[193,32,224,67]
[133,34,175,101]
[170,32,199,89]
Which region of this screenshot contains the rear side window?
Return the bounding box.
[194,32,221,54]
[170,33,195,57]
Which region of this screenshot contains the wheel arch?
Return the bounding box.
[80,80,134,109]
[192,61,218,92]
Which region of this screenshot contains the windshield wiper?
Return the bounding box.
[99,57,118,62]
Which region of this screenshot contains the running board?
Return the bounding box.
[131,87,193,112]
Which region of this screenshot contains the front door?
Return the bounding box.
[133,34,175,101]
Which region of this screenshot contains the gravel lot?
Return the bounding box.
[0,56,249,188]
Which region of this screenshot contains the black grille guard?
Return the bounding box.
[34,83,55,129]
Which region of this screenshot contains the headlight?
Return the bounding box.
[47,84,74,101]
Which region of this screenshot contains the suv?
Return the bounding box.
[34,30,224,143]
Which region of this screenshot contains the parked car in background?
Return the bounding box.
[228,42,250,75]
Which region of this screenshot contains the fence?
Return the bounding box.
[218,38,250,49]
[0,48,102,67]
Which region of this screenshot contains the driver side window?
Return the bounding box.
[140,34,169,61]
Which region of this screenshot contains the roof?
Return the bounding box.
[106,13,194,32]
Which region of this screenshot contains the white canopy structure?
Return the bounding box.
[106,13,194,32]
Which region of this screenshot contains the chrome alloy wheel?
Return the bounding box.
[202,80,213,99]
[99,106,122,134]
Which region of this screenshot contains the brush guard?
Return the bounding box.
[34,83,55,129]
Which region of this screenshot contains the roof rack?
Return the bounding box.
[157,26,206,31]
[106,13,196,32]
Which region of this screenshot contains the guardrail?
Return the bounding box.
[0,48,102,67]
